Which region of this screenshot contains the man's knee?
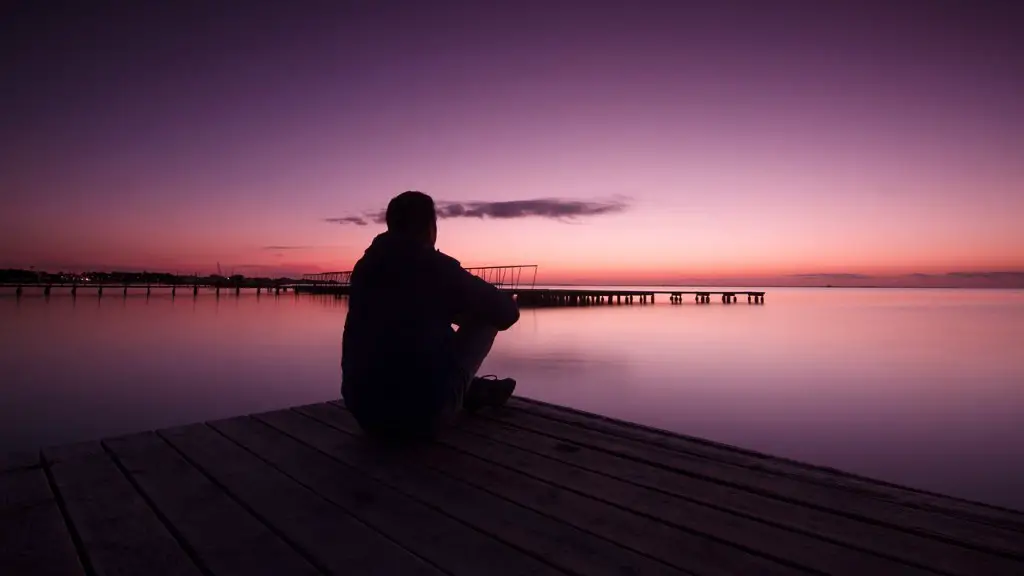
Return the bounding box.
[452,323,498,377]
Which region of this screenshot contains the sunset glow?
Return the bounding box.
[3,1,1022,286]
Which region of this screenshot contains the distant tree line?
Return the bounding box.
[0,269,300,286]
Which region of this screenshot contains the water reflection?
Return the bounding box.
[1,287,1023,510]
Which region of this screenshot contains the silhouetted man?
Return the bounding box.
[342,191,520,439]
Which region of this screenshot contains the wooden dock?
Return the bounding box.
[299,266,767,306]
[6,262,767,306]
[511,288,765,306]
[4,398,1021,576]
[5,284,764,306]
[2,282,292,298]
[291,286,767,306]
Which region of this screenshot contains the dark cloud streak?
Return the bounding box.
[324,216,369,226]
[326,197,630,226]
[437,198,628,220]
[946,271,1024,280]
[789,273,871,280]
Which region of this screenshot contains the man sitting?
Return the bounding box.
[341,191,520,439]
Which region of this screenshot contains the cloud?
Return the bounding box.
[324,216,369,226]
[773,271,1024,288]
[788,273,872,280]
[325,197,630,226]
[231,264,283,270]
[436,198,629,220]
[945,271,1024,280]
[261,245,312,250]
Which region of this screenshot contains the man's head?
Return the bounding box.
[385,190,437,247]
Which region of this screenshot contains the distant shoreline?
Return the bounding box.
[2,283,1021,292]
[538,283,1024,290]
[2,267,1022,290]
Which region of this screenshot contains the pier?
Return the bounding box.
[2,397,1021,575]
[2,281,294,299]
[5,266,767,305]
[298,265,767,306]
[291,285,766,306]
[513,288,765,306]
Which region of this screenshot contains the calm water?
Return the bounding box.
[2,287,1023,510]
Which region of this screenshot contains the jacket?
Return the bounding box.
[341,231,519,420]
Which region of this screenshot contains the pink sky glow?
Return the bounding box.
[3,1,1022,287]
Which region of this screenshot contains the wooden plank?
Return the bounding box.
[486,403,1024,560]
[509,397,1024,533]
[256,408,681,576]
[1,450,40,473]
[103,431,321,576]
[511,395,1024,529]
[43,441,107,464]
[159,422,441,576]
[321,404,941,576]
[42,442,202,576]
[0,499,85,576]
[296,402,807,576]
[1,467,53,512]
[208,413,557,576]
[0,469,84,576]
[452,412,1024,576]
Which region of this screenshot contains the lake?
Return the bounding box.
[2,286,1022,511]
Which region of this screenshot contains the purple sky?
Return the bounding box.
[2,0,1022,285]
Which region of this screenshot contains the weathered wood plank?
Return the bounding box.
[159,422,441,576]
[0,469,84,576]
[43,441,106,464]
[258,407,685,576]
[297,402,807,576]
[209,413,558,576]
[508,397,1024,534]
[42,442,202,576]
[324,404,940,575]
[103,431,321,576]
[484,404,1024,560]
[452,412,1024,576]
[0,450,40,473]
[14,397,1018,576]
[1,467,53,512]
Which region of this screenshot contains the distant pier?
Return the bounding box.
[299,265,766,306]
[3,281,293,299]
[5,265,766,306]
[512,288,764,306]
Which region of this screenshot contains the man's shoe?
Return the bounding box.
[464,375,516,413]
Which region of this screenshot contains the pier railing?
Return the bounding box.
[301,271,352,285]
[4,275,765,305]
[300,265,538,290]
[465,265,537,290]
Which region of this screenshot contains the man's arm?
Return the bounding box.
[438,254,520,330]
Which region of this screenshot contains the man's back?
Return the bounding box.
[341,230,519,426]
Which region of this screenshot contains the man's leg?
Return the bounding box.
[352,323,500,440]
[452,322,499,386]
[450,321,517,415]
[435,321,500,426]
